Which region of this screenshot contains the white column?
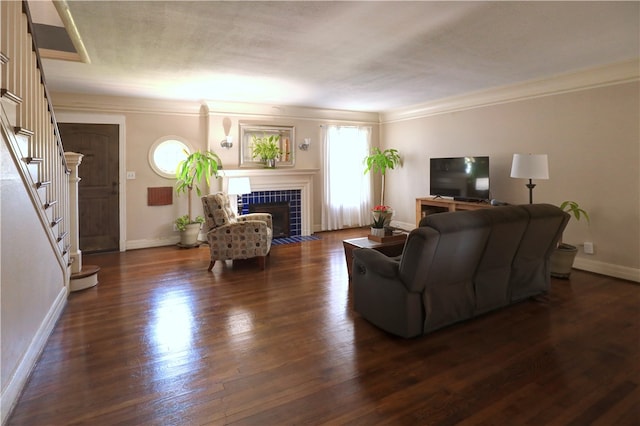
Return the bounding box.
[64,151,83,274]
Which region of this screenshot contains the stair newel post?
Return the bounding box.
[64,151,83,275]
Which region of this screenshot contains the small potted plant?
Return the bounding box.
[551,200,590,278]
[371,205,393,237]
[175,149,222,246]
[251,133,282,168]
[364,147,401,205]
[175,214,205,232]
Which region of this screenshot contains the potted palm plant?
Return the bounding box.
[550,200,590,278]
[251,133,282,168]
[364,147,401,206]
[175,149,222,246]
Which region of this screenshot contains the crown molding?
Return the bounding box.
[51,92,203,116]
[51,92,380,123]
[51,59,638,122]
[380,59,640,124]
[202,100,380,124]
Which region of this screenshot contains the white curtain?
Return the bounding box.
[321,125,372,230]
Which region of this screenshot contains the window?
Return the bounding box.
[321,125,372,230]
[148,136,192,179]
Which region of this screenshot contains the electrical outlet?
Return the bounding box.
[584,241,594,254]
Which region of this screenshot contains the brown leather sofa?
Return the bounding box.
[352,204,569,338]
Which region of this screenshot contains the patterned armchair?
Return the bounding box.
[201,193,273,270]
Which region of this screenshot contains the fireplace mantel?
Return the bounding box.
[220,169,319,236]
[222,169,319,178]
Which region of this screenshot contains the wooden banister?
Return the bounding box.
[1,0,73,273]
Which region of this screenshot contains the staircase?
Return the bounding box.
[1,0,73,278]
[1,2,101,420]
[1,1,100,291]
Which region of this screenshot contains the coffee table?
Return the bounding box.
[343,235,407,280]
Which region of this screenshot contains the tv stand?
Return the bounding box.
[416,197,492,227]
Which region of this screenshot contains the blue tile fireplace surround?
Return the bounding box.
[240,189,302,237]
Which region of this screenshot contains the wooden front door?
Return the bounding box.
[59,123,120,253]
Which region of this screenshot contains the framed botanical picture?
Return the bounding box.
[239,123,295,168]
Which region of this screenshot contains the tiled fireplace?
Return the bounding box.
[244,190,300,237]
[222,169,318,236]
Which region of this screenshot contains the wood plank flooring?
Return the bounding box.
[7,228,640,425]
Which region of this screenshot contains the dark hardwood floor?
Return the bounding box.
[8,228,640,425]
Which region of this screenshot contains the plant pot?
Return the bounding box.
[265,158,276,168]
[550,243,578,279]
[180,223,202,246]
[370,227,385,237]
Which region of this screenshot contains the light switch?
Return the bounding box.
[126,171,136,180]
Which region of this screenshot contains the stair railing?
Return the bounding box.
[1,1,72,278]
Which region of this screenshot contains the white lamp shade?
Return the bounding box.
[227,177,252,195]
[510,154,549,180]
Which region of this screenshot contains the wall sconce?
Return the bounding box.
[299,138,311,151]
[220,135,233,149]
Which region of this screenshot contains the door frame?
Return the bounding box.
[57,112,127,252]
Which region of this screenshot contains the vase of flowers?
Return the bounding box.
[371,205,393,236]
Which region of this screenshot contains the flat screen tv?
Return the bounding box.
[430,156,490,202]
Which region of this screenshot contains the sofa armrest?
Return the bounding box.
[352,248,400,279]
[352,248,423,338]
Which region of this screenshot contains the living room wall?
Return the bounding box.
[50,61,638,281]
[51,93,379,249]
[380,78,639,281]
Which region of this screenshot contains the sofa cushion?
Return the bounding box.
[474,206,529,314]
[510,204,570,301]
[417,210,491,333]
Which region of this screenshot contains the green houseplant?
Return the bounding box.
[251,133,282,168]
[363,147,401,206]
[175,149,222,246]
[551,200,590,278]
[175,214,204,232]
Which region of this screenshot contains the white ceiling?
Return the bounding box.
[38,1,639,112]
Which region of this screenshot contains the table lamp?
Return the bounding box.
[510,153,549,204]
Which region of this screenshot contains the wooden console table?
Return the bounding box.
[415,197,492,227]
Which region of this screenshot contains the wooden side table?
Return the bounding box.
[343,235,407,280]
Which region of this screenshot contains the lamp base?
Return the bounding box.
[525,180,536,204]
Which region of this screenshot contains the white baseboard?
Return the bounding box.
[1,287,67,424]
[126,236,180,250]
[573,257,640,283]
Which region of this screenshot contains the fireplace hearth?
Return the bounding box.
[249,202,290,239]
